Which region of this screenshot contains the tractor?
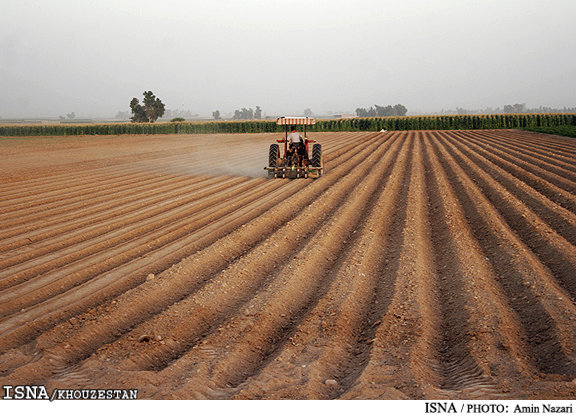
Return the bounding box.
[265,117,323,179]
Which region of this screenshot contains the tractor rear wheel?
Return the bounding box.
[269,144,279,167]
[311,144,322,167]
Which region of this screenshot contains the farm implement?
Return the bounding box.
[265,116,323,179]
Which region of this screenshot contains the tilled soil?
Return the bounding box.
[0,130,575,399]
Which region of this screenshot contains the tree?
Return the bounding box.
[503,103,526,113]
[393,104,408,116]
[67,112,76,119]
[130,98,147,122]
[357,104,407,117]
[233,107,254,120]
[254,106,262,119]
[130,91,165,123]
[513,103,526,113]
[212,110,221,120]
[304,108,313,117]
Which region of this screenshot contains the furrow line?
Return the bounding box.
[438,132,576,246]
[0,149,202,204]
[473,131,576,176]
[0,162,203,219]
[0,133,381,276]
[503,130,576,154]
[447,131,576,213]
[340,135,442,399]
[0,176,243,269]
[433,134,576,378]
[421,132,524,396]
[153,134,411,399]
[483,130,576,160]
[188,134,403,394]
[0,177,295,354]
[0,175,225,240]
[0,178,279,312]
[0,132,390,379]
[0,142,209,189]
[285,133,414,399]
[455,131,576,187]
[105,133,403,375]
[439,133,576,299]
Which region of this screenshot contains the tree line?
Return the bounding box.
[355,104,408,117]
[454,104,576,115]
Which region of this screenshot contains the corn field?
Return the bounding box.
[1,113,575,137]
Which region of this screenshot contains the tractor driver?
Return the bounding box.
[287,126,304,156]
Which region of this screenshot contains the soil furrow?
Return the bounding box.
[454,131,576,189]
[440,132,576,246]
[471,131,576,177]
[190,135,403,394]
[438,132,576,300]
[477,130,576,161]
[0,176,250,284]
[0,156,199,209]
[1,131,575,399]
[0,165,202,222]
[447,132,576,214]
[153,134,411,399]
[340,135,436,399]
[421,132,530,396]
[451,131,576,200]
[106,133,402,375]
[0,178,282,315]
[433,135,576,378]
[502,130,576,154]
[0,175,227,248]
[0,132,389,381]
[285,133,415,399]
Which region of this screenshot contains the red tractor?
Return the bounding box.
[266,117,323,179]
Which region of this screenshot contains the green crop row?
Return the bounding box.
[1,113,575,137]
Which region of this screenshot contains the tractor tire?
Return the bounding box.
[269,144,279,167]
[311,144,322,167]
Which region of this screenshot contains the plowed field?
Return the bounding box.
[1,130,576,399]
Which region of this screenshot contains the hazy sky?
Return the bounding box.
[1,0,575,118]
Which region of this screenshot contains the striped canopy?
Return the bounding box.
[276,117,316,125]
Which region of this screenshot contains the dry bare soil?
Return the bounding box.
[1,130,576,399]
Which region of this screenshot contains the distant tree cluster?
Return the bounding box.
[355,104,408,117]
[130,91,165,123]
[451,104,576,115]
[503,103,527,114]
[161,109,197,120]
[232,106,262,120]
[58,112,76,121]
[212,110,221,120]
